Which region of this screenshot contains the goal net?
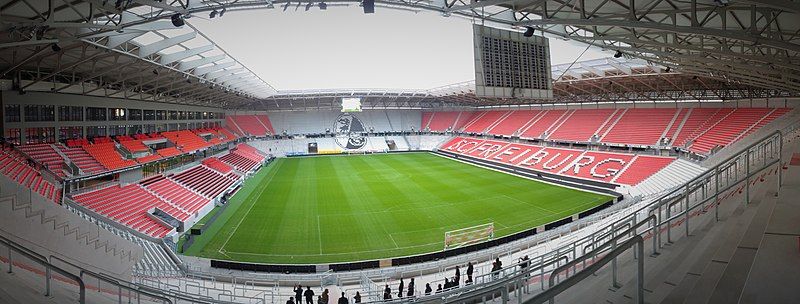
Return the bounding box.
[444,223,494,250]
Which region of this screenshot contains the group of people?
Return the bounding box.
[290,285,362,304]
[288,256,532,303]
[382,277,416,300]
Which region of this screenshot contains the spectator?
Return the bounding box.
[407,278,415,297]
[436,284,443,293]
[443,278,450,289]
[398,278,404,298]
[321,289,329,304]
[491,258,503,278]
[304,286,315,304]
[424,283,432,295]
[354,292,361,303]
[295,285,303,304]
[338,292,348,304]
[455,266,461,286]
[519,255,530,271]
[287,297,295,304]
[466,262,474,284]
[383,285,392,301]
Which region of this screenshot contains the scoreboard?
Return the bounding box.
[473,24,553,99]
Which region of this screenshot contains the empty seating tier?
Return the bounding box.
[82,142,137,170]
[462,111,507,133]
[426,111,461,132]
[18,143,68,178]
[228,115,270,136]
[156,147,182,157]
[602,109,677,145]
[439,136,675,186]
[171,166,237,199]
[140,175,211,216]
[201,157,233,174]
[118,139,150,153]
[689,108,775,154]
[162,130,211,153]
[57,145,105,174]
[72,184,176,238]
[548,109,615,142]
[0,150,61,203]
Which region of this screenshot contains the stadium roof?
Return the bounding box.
[1,0,798,109]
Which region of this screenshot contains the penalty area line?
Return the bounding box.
[219,161,281,252]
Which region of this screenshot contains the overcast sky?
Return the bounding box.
[192,6,611,91]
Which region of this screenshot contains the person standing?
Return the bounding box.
[354,291,361,303]
[397,278,404,298]
[338,292,349,304]
[424,283,432,295]
[454,266,461,286]
[304,286,315,304]
[295,285,303,304]
[407,278,415,297]
[466,262,474,284]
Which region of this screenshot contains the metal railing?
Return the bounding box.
[0,234,86,303]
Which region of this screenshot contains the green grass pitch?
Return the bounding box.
[183,153,612,264]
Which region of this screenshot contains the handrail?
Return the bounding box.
[527,235,645,304]
[0,234,85,303]
[48,255,172,304]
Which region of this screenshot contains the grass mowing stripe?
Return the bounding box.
[184,153,613,264]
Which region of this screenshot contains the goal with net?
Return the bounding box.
[444,222,495,250]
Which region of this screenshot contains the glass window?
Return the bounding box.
[25,127,55,144]
[58,106,83,121]
[129,109,142,121]
[168,111,178,120]
[143,110,155,121]
[86,125,107,137]
[59,126,82,140]
[4,105,20,122]
[156,110,166,120]
[86,107,107,121]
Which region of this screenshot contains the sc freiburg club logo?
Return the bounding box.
[334,113,368,150]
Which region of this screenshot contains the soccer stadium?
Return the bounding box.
[0,1,799,304]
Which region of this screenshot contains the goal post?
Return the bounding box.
[444,222,495,250]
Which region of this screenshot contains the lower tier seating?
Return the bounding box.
[71,184,175,238]
[201,157,233,174]
[18,143,68,178]
[57,144,105,174]
[439,136,677,187]
[170,165,238,199]
[140,175,211,216]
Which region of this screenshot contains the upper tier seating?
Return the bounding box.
[57,144,105,174]
[439,136,675,186]
[688,108,777,154]
[228,115,271,136]
[462,111,507,133]
[18,143,67,178]
[548,109,616,142]
[427,112,461,132]
[488,110,539,136]
[602,109,678,145]
[0,148,61,203]
[156,147,182,158]
[201,157,233,174]
[140,175,211,217]
[82,142,137,170]
[162,130,211,152]
[171,166,238,198]
[671,108,732,147]
[424,107,790,154]
[519,110,568,139]
[217,128,238,141]
[71,184,175,238]
[225,117,245,136]
[118,138,150,153]
[136,154,162,164]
